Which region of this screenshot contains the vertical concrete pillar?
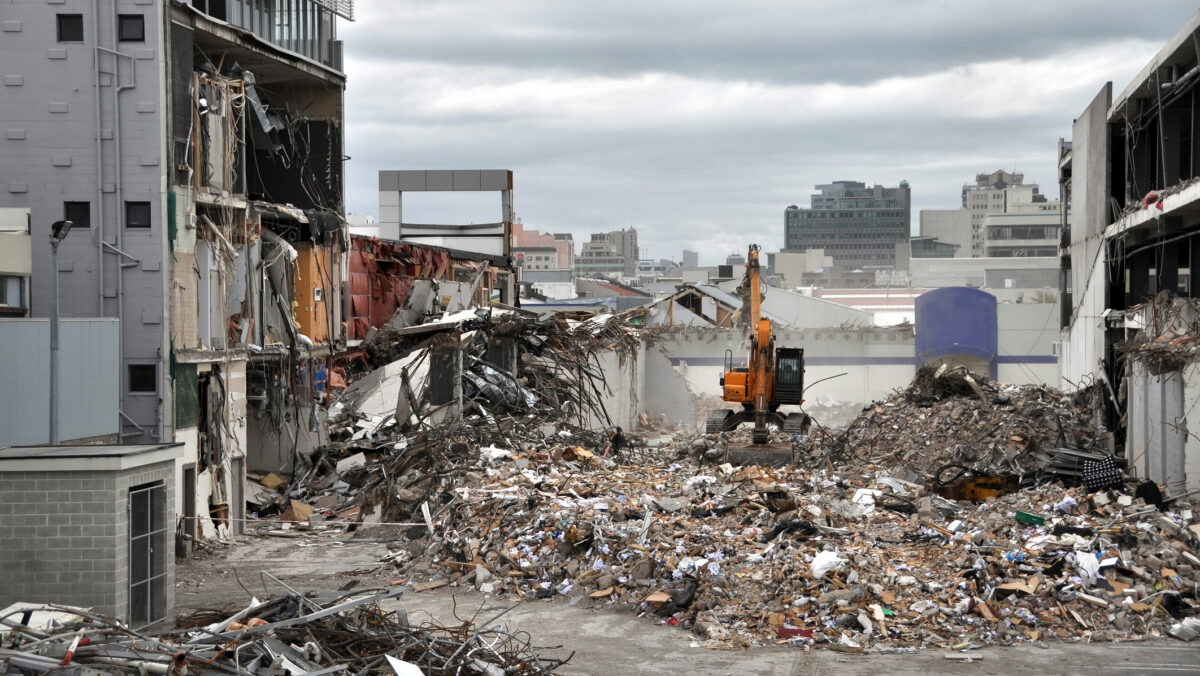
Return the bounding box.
[429,332,462,419]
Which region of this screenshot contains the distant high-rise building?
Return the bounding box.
[682,249,699,268]
[961,170,1053,257]
[575,228,638,278]
[784,181,911,269]
[726,252,746,266]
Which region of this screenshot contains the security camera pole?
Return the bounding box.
[49,220,72,445]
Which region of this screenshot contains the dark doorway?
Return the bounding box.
[129,481,167,626]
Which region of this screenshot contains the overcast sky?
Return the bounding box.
[340,2,1197,265]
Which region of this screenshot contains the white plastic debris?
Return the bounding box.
[811,550,847,579]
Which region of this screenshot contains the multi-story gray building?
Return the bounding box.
[0,0,353,539]
[784,181,911,270]
[962,171,1054,256]
[575,228,639,278]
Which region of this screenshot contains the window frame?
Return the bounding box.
[56,14,84,43]
[117,14,145,43]
[125,201,152,229]
[63,201,91,229]
[128,364,158,394]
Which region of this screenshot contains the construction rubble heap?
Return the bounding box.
[0,585,571,674]
[221,309,1200,655]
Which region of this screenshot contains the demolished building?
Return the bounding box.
[1060,10,1200,494]
[0,1,356,538]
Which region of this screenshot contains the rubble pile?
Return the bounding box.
[0,589,571,674]
[355,446,1196,649]
[825,364,1106,479]
[1119,290,1200,371]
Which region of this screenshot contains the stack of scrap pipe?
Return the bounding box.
[818,364,1108,482]
[0,588,570,675]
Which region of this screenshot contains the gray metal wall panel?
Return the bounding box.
[0,318,119,446]
[425,170,453,191]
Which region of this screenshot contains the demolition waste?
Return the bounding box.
[4,308,1200,674]
[244,310,1199,652]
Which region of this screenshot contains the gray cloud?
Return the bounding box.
[340,2,1198,265]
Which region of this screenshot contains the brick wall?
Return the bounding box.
[0,459,175,626]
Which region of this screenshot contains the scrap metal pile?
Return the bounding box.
[0,586,570,674]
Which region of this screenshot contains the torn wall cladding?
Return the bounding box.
[347,235,515,340]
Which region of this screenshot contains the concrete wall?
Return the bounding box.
[639,345,697,426]
[908,256,1058,289]
[651,327,915,408]
[0,0,170,443]
[1061,83,1113,389]
[585,348,639,432]
[0,318,120,446]
[918,208,970,257]
[996,303,1058,385]
[0,457,176,626]
[1126,363,1190,495]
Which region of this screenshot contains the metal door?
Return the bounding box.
[129,481,167,626]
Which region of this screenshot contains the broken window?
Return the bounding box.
[56,14,83,42]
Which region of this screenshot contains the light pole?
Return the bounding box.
[49,219,72,445]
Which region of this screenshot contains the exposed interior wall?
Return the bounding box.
[172,359,248,539]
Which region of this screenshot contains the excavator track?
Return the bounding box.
[705,410,732,434]
[782,412,810,434]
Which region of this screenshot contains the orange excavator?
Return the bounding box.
[706,244,810,444]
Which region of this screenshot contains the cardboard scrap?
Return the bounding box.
[590,587,616,598]
[645,591,671,604]
[280,500,313,523]
[260,472,285,490]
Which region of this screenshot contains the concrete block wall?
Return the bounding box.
[0,459,176,626]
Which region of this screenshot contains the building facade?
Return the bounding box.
[784,181,911,270]
[982,212,1060,258]
[0,0,354,538]
[962,171,1055,256]
[917,208,971,257]
[575,228,639,278]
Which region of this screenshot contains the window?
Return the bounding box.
[118,14,144,42]
[125,201,151,228]
[129,364,157,393]
[57,14,84,42]
[0,276,25,309]
[63,201,91,229]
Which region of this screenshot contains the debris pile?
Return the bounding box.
[0,586,571,674]
[824,364,1106,481]
[1119,290,1200,371]
[228,323,1199,654]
